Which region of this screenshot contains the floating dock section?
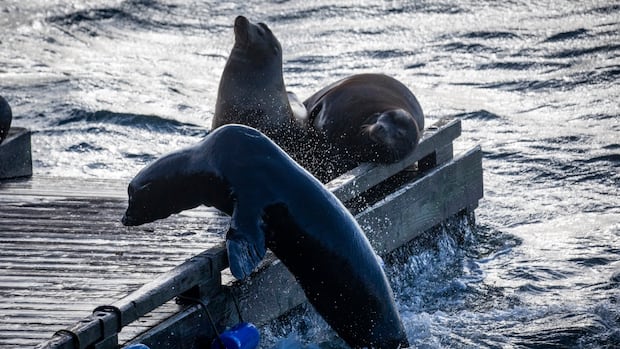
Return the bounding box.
[0,117,482,349]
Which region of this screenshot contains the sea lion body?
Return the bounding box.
[304,74,424,176]
[212,16,305,149]
[122,125,408,348]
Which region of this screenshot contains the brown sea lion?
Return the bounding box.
[304,74,424,178]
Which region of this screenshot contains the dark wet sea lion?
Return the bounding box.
[211,16,306,149]
[304,73,424,176]
[0,96,12,144]
[122,124,409,348]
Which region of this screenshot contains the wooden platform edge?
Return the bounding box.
[0,127,33,179]
[359,145,483,254]
[326,117,461,202]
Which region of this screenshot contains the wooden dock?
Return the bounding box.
[0,117,483,348]
[0,179,228,348]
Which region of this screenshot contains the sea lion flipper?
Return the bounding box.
[288,91,308,125]
[226,206,267,280]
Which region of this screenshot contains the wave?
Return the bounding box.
[476,61,570,71]
[397,2,466,15]
[66,142,105,153]
[544,28,590,42]
[45,0,223,35]
[350,49,419,59]
[441,42,501,54]
[591,4,620,15]
[266,4,380,22]
[452,110,502,121]
[463,66,618,92]
[507,312,608,349]
[583,154,620,166]
[55,109,207,136]
[546,44,620,59]
[461,31,521,40]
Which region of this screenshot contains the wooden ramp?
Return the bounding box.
[0,117,482,348]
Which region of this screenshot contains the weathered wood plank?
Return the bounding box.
[0,176,127,199]
[1,185,227,349]
[358,146,483,254]
[326,117,460,202]
[111,246,228,328]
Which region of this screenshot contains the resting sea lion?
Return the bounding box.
[304,73,425,177]
[121,124,409,348]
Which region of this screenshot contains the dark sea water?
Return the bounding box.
[1,0,618,348]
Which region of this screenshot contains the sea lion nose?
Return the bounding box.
[234,16,250,42]
[234,15,249,29]
[121,213,134,226]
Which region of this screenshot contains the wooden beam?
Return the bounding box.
[0,127,32,179]
[326,118,461,202]
[357,146,483,254]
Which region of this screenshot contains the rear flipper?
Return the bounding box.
[226,205,267,279]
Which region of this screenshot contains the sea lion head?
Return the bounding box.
[121,148,218,226]
[362,109,420,162]
[232,15,282,65]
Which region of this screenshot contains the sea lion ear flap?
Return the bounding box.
[225,207,267,280]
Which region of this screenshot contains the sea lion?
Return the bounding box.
[304,73,425,177]
[122,124,409,349]
[212,16,306,150]
[0,96,12,144]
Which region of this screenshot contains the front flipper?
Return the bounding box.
[226,204,267,280]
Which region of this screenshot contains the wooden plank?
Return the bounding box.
[357,146,483,254]
[33,246,230,349]
[326,117,460,202]
[0,176,127,199]
[111,246,228,327]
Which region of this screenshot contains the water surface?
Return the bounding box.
[1,0,618,347]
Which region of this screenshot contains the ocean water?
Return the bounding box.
[1,0,618,348]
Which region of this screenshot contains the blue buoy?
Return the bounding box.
[211,322,260,349]
[125,344,150,349]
